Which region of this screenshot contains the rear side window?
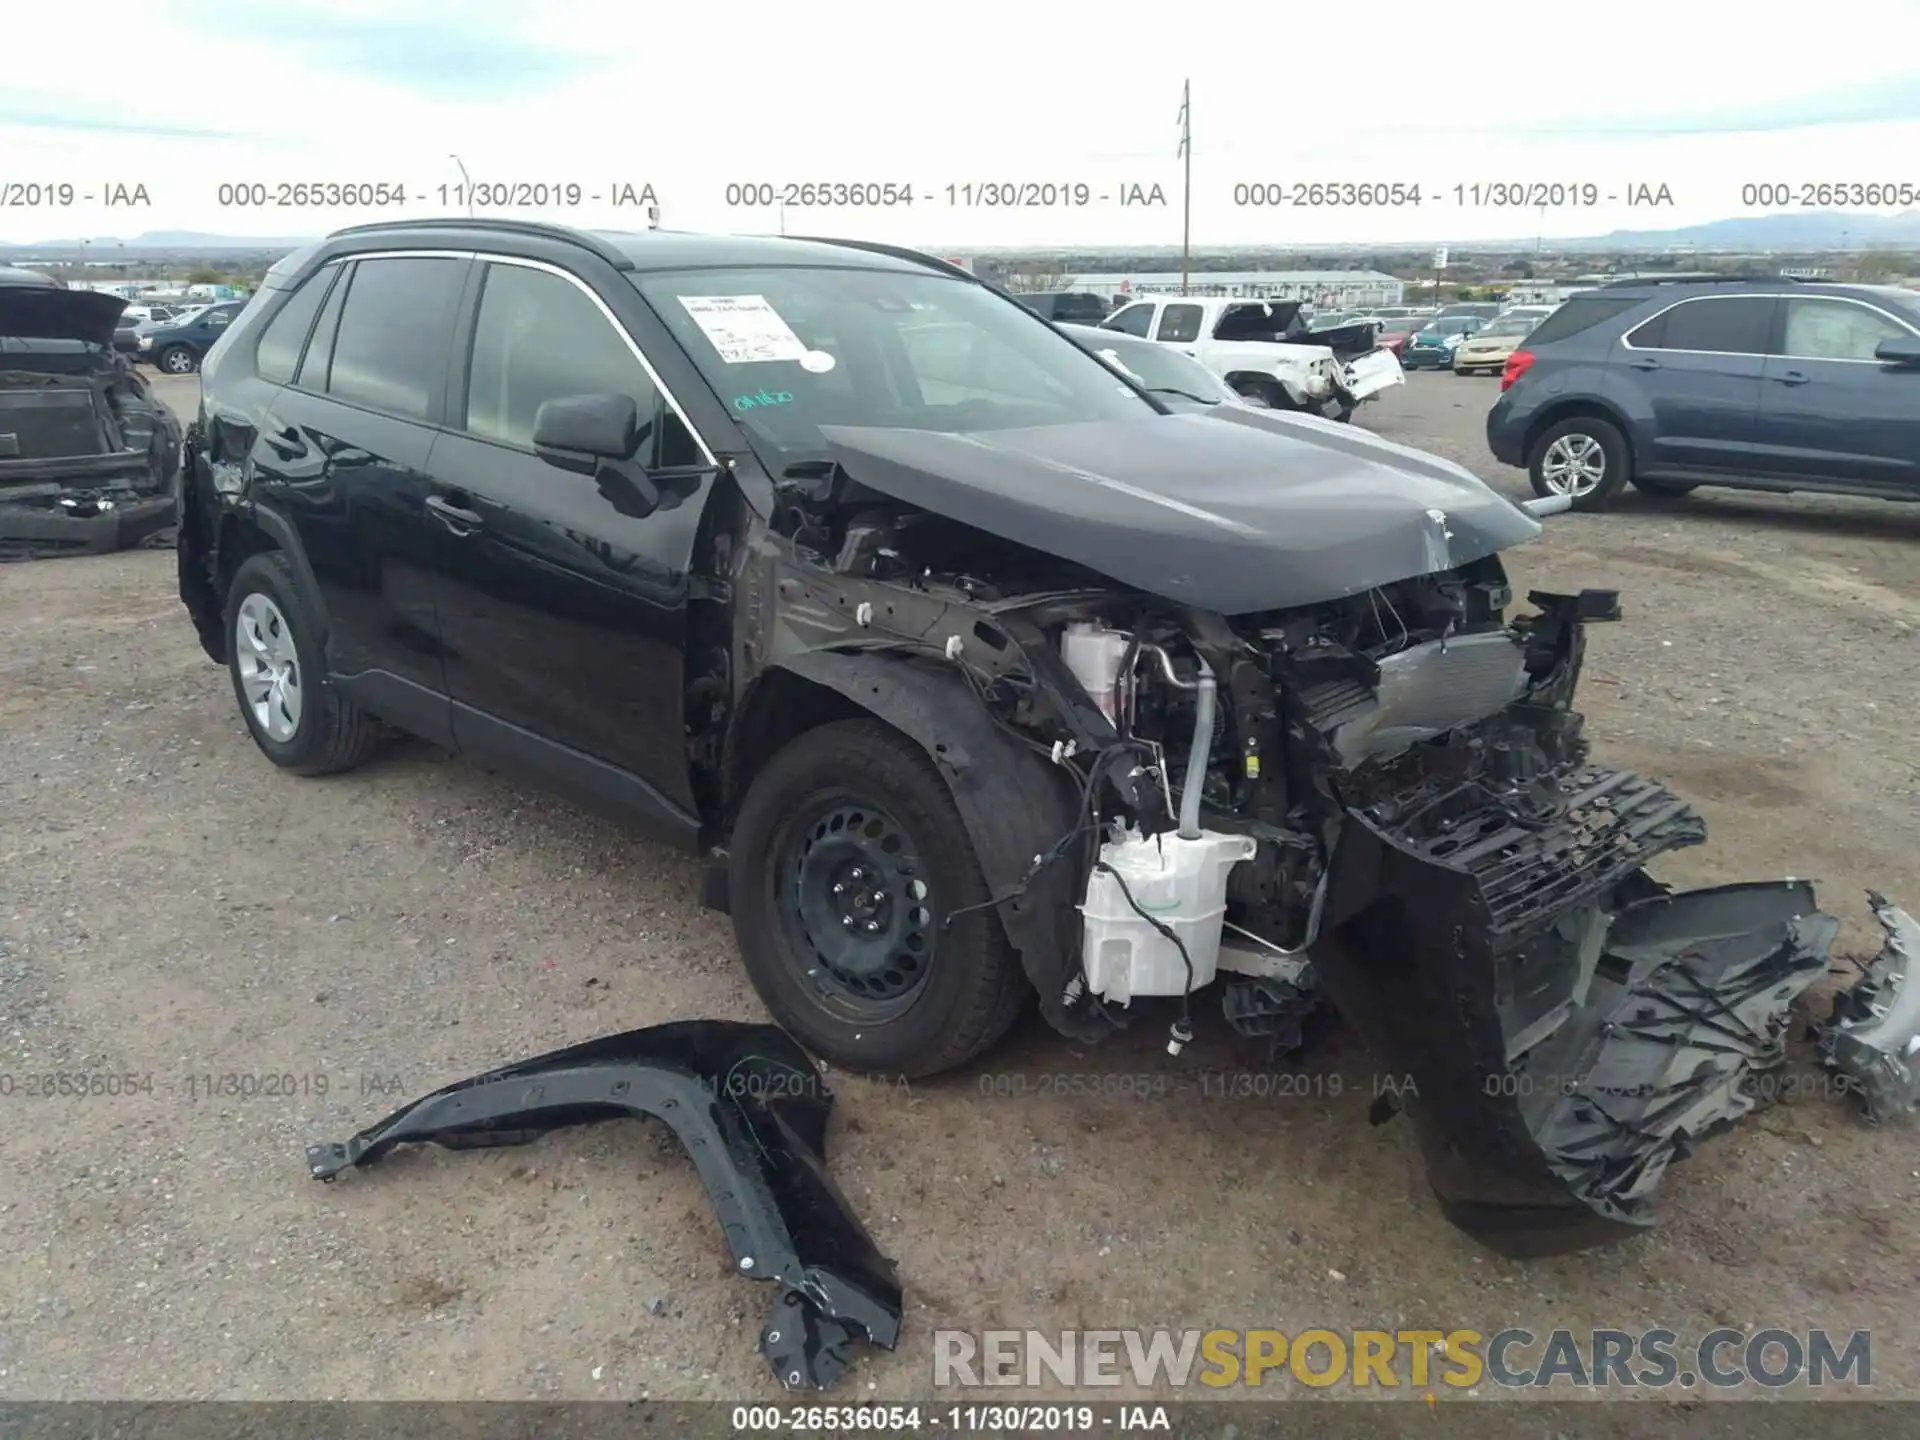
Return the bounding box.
[1105,303,1154,337]
[322,257,465,421]
[252,268,337,385]
[1629,296,1773,355]
[1157,303,1204,343]
[1521,296,1641,346]
[296,265,349,392]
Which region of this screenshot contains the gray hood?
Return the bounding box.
[818,412,1541,615]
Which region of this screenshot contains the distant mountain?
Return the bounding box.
[1560,210,1920,251]
[0,230,314,255]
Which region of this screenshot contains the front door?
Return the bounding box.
[1752,295,1920,493]
[425,258,716,836]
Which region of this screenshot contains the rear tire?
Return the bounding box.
[1526,415,1632,512]
[729,719,1029,1078]
[1233,377,1290,410]
[158,345,198,375]
[224,551,381,775]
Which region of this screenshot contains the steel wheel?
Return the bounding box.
[234,592,302,742]
[780,797,936,1018]
[1539,431,1608,497]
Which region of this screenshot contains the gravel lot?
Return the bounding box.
[2,370,1916,1403]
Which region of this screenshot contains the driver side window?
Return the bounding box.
[1105,303,1155,337]
[464,261,692,464]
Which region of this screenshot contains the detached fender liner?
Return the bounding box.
[766,651,1104,1041]
[1311,765,1843,1257]
[306,1020,902,1391]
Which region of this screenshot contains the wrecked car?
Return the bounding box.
[1098,293,1404,422]
[176,221,1916,1257]
[1,266,183,558]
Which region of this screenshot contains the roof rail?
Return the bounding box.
[1596,272,1803,288]
[325,216,634,270]
[788,235,982,284]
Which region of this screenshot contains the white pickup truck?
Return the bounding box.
[1097,295,1404,421]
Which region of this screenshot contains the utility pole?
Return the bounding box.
[1176,79,1192,296]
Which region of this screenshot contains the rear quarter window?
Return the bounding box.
[1522,296,1644,346]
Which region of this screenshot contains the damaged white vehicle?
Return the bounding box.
[1099,294,1404,422]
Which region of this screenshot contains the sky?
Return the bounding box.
[4,0,1920,249]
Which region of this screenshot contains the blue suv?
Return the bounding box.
[1485,277,1920,510]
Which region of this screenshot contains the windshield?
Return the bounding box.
[1479,317,1538,337]
[634,266,1156,469]
[1421,317,1477,336]
[1064,328,1234,403]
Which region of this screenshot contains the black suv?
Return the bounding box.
[178,218,1880,1254]
[1486,276,1920,510]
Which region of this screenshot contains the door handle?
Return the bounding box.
[262,425,304,460]
[425,494,483,532]
[1627,356,1661,370]
[1775,369,1811,386]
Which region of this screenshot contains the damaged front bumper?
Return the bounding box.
[1334,347,1405,406]
[306,1021,902,1391]
[1310,750,1862,1256]
[1817,892,1920,1124]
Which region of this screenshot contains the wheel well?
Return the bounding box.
[1522,400,1632,466]
[215,514,279,601]
[722,667,868,827]
[1224,370,1284,398]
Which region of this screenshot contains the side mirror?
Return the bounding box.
[1873,335,1920,367]
[532,393,640,475]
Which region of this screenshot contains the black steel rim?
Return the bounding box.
[777,794,936,1017]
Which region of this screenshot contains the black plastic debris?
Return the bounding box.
[1816,892,1920,1124]
[305,1020,902,1390]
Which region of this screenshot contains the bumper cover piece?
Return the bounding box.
[1816,892,1920,1123]
[1310,750,1859,1256]
[306,1021,902,1390]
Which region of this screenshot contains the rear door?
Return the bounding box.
[1752,294,1920,493]
[244,254,469,742]
[423,256,717,837]
[1617,294,1775,474]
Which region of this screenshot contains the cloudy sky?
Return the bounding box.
[4,0,1920,247]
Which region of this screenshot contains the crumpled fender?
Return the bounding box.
[305,1020,902,1391]
[766,650,1108,1042]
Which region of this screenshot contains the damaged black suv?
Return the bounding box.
[178,220,1916,1257]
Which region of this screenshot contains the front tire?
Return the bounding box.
[224,551,380,775]
[729,719,1029,1077]
[1527,415,1631,512]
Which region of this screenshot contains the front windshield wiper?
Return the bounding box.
[1146,386,1218,405]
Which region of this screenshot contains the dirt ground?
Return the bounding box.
[1,370,1915,1403]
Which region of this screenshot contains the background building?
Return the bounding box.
[1063,269,1405,308]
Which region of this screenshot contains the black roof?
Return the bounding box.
[317,217,958,279]
[0,264,62,289]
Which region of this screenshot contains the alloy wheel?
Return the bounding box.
[1540,432,1607,497]
[162,348,195,374]
[234,592,302,742]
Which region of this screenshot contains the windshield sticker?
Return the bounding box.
[733,389,794,412]
[677,295,809,364]
[799,348,837,373]
[1095,348,1145,384]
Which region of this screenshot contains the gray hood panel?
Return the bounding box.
[817,412,1540,615]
